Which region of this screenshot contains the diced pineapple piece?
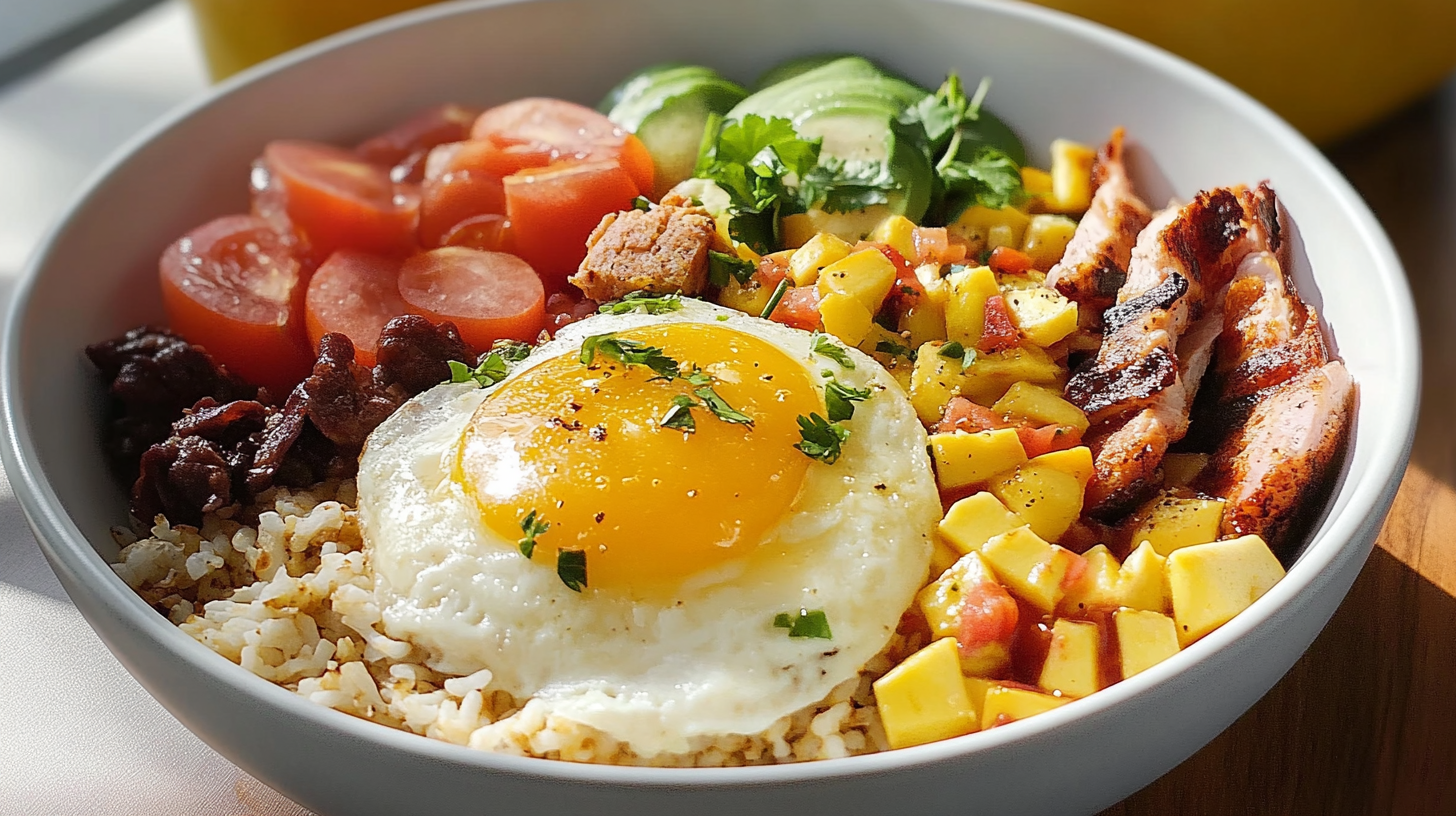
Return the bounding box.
[819,292,874,346]
[1130,494,1227,556]
[788,232,854,286]
[986,448,1092,542]
[944,265,1000,347]
[999,285,1078,347]
[781,205,893,247]
[960,345,1063,404]
[1038,619,1101,698]
[929,534,962,577]
[930,429,1028,490]
[1163,453,1210,489]
[870,214,918,260]
[916,552,1011,676]
[980,685,1070,730]
[980,526,1079,612]
[1020,166,1053,198]
[1117,541,1170,613]
[1115,609,1181,680]
[818,248,898,313]
[715,276,773,315]
[964,676,996,723]
[908,341,966,425]
[1047,140,1096,213]
[950,205,1031,253]
[992,381,1089,432]
[1020,214,1079,270]
[939,492,1026,554]
[873,638,980,749]
[1059,542,1168,615]
[1166,535,1286,647]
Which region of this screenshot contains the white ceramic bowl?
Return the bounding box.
[0,1,1418,814]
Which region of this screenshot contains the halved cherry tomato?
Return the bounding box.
[397,247,546,349]
[258,140,420,264]
[1016,423,1084,459]
[504,160,640,292]
[978,294,1019,353]
[159,215,313,394]
[957,580,1020,652]
[470,98,654,194]
[419,172,508,249]
[988,245,1035,275]
[440,213,513,253]
[355,103,481,183]
[768,285,822,331]
[304,250,408,368]
[935,396,1009,434]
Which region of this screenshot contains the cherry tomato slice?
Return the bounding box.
[934,396,1010,434]
[419,171,507,249]
[471,98,654,194]
[988,245,1035,275]
[304,250,408,368]
[440,213,513,253]
[159,214,314,394]
[397,247,546,349]
[768,285,822,331]
[978,294,1019,353]
[355,103,481,183]
[503,160,640,293]
[957,580,1020,652]
[259,140,420,263]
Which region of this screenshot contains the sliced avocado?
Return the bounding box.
[598,63,715,114]
[754,53,856,90]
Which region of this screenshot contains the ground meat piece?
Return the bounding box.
[131,398,269,525]
[305,333,407,448]
[570,204,717,301]
[373,315,470,395]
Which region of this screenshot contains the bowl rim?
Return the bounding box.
[0,0,1420,789]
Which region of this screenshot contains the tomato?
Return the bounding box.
[416,139,555,248]
[988,245,1035,275]
[504,161,640,292]
[768,285,822,331]
[978,293,1019,353]
[755,251,791,289]
[355,103,481,183]
[913,226,968,266]
[159,215,314,395]
[397,247,546,349]
[935,396,1009,434]
[257,140,420,263]
[470,98,654,194]
[957,580,1020,652]
[304,250,408,368]
[440,213,513,253]
[1016,423,1084,459]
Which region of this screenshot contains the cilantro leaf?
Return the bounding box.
[875,338,917,361]
[598,290,684,315]
[694,386,753,427]
[898,73,969,152]
[661,394,698,432]
[939,145,1024,215]
[797,157,901,214]
[556,548,587,592]
[810,332,856,369]
[824,378,872,422]
[713,114,821,180]
[772,608,833,639]
[707,250,756,288]
[632,195,652,211]
[684,366,713,387]
[490,339,533,363]
[518,510,549,558]
[448,352,510,388]
[794,412,850,464]
[579,333,681,379]
[937,340,977,370]
[759,278,789,319]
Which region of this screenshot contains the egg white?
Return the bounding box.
[358,299,939,758]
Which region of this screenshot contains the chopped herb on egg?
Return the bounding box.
[772,608,833,640]
[695,386,753,427]
[875,338,917,361]
[491,339,533,363]
[684,366,713,387]
[598,290,684,316]
[810,332,856,369]
[707,250,756,287]
[579,333,681,380]
[759,278,790,319]
[823,377,872,422]
[557,548,587,592]
[518,510,549,558]
[448,352,510,388]
[661,394,699,432]
[794,413,850,464]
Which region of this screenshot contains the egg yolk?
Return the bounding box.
[457,322,823,592]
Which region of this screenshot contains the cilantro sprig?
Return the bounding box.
[938,340,978,371]
[598,290,684,316]
[823,375,872,422]
[810,332,856,369]
[660,385,754,432]
[448,352,510,388]
[661,394,699,432]
[708,250,756,288]
[556,548,587,592]
[490,339,533,363]
[773,608,833,640]
[579,333,681,380]
[798,156,902,214]
[518,510,549,558]
[695,114,821,254]
[875,338,917,361]
[794,412,850,464]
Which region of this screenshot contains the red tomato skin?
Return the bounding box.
[440,213,513,254]
[397,247,547,350]
[958,580,1020,652]
[978,294,1019,353]
[988,245,1036,275]
[419,171,508,249]
[913,226,968,266]
[159,215,314,394]
[503,161,640,293]
[471,98,654,194]
[304,250,408,368]
[355,103,482,183]
[935,396,1010,434]
[1016,424,1084,459]
[768,285,822,331]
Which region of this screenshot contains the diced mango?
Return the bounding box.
[1028,446,1094,485]
[980,685,1070,730]
[917,552,1012,677]
[1038,619,1101,698]
[950,205,1031,254]
[1059,542,1168,615]
[818,292,874,346]
[873,638,980,749]
[980,526,1078,612]
[870,214,918,261]
[1117,541,1171,613]
[858,322,910,357]
[992,381,1089,432]
[1163,453,1210,489]
[999,285,1078,346]
[915,264,951,305]
[1020,214,1079,269]
[1047,140,1096,214]
[1020,166,1053,198]
[715,276,773,316]
[987,448,1092,542]
[781,205,892,247]
[964,676,996,723]
[1130,494,1226,556]
[818,248,898,313]
[939,492,1026,555]
[960,345,1063,404]
[995,269,1048,290]
[930,429,1028,490]
[908,341,966,425]
[899,298,947,349]
[1167,535,1286,647]
[944,265,1000,347]
[788,232,854,286]
[929,534,962,577]
[1115,609,1181,680]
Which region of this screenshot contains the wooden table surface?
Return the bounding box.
[1103,76,1456,815]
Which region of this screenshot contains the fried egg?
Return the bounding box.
[358,299,938,757]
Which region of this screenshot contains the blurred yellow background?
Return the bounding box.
[188,0,1456,144]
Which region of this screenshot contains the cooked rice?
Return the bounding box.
[111,481,922,765]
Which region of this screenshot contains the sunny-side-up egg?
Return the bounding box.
[357,298,939,758]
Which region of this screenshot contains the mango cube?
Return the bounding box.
[715,276,773,316]
[1167,535,1286,647]
[980,526,1078,612]
[929,534,962,576]
[781,205,891,247]
[944,265,1000,347]
[908,341,967,425]
[899,298,947,349]
[1028,446,1094,484]
[999,286,1078,346]
[1116,541,1171,613]
[788,232,853,286]
[819,292,874,346]
[1130,495,1226,556]
[818,248,898,313]
[939,492,1026,554]
[1058,541,1168,616]
[873,637,980,749]
[1047,140,1096,213]
[1115,609,1181,680]
[1020,214,1079,269]
[950,205,1031,253]
[992,381,1089,432]
[1162,452,1210,489]
[1020,167,1053,198]
[930,429,1028,490]
[917,552,1012,677]
[1038,619,1101,698]
[987,447,1092,542]
[964,676,996,723]
[981,685,1070,730]
[960,345,1063,404]
[870,214,918,261]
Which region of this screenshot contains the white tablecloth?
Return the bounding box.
[0,4,311,813]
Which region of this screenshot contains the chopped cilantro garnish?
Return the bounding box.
[896,73,1025,223]
[490,339,533,363]
[684,366,713,387]
[759,278,790,319]
[448,352,510,388]
[661,394,698,432]
[810,332,856,369]
[556,548,587,592]
[797,156,901,214]
[937,340,977,371]
[794,412,850,464]
[598,290,684,315]
[579,333,681,380]
[773,608,833,639]
[939,146,1024,214]
[824,378,872,422]
[518,510,549,558]
[695,386,753,427]
[632,195,652,211]
[696,114,822,255]
[875,339,917,361]
[707,250,756,288]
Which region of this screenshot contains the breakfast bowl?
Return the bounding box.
[0,0,1418,814]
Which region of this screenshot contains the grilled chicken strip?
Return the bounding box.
[1046,128,1153,320]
